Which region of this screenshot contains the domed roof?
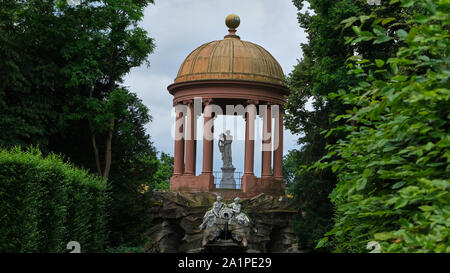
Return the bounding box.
[173,16,285,87]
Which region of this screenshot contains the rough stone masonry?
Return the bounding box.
[143,192,301,253]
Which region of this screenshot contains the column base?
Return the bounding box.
[241,173,257,194]
[170,173,216,192]
[242,174,285,196]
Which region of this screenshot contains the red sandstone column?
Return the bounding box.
[173,105,185,175]
[273,108,284,179]
[185,101,196,175]
[202,104,214,174]
[261,104,272,177]
[244,104,256,175]
[194,139,197,174]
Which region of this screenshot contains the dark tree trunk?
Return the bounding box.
[103,118,114,179]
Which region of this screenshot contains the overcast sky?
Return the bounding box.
[123,0,308,177]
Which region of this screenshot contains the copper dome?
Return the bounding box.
[174,34,286,87]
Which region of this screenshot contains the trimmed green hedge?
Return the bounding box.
[0,147,108,253]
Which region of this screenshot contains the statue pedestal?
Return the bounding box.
[220,167,236,189]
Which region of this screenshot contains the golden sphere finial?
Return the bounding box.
[225,14,240,30]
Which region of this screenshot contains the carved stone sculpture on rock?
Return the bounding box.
[145,192,300,253]
[199,195,224,230]
[199,195,252,248]
[228,197,251,226]
[227,197,252,247]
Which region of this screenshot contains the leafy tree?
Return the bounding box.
[285,0,367,251]
[55,0,158,248]
[283,151,301,194]
[107,150,173,246]
[0,0,62,148]
[56,0,155,179]
[151,152,173,191]
[315,0,449,252]
[0,0,161,248]
[285,0,415,251]
[106,90,160,246]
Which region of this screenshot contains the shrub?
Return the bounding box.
[316,0,449,252]
[0,147,108,252]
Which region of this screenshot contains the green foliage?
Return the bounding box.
[106,150,172,247]
[286,0,422,252]
[104,90,163,247]
[315,0,450,252]
[151,152,173,191]
[0,147,108,253]
[291,166,336,251]
[0,0,61,148]
[107,149,157,247]
[52,0,156,179]
[0,0,160,249]
[283,151,301,194]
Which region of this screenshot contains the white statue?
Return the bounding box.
[228,197,250,226]
[199,195,224,230]
[218,130,233,168]
[199,196,253,247]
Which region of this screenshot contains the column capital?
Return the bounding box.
[243,103,257,120]
[182,99,203,118]
[173,101,185,107]
[202,98,213,106]
[246,99,259,105]
[258,104,271,118]
[182,99,194,107]
[203,99,218,119]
